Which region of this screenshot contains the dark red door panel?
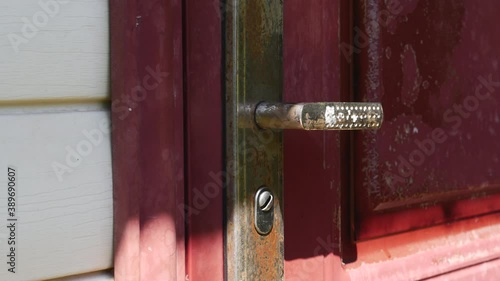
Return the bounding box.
[354,0,500,240]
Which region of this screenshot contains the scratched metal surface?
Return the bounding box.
[353,0,500,240]
[225,0,284,280]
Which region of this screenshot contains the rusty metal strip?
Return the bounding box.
[224,0,284,280]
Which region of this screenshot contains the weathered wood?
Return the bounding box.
[185,0,224,280]
[110,0,185,280]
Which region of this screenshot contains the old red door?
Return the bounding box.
[111,0,500,280]
[285,0,500,280]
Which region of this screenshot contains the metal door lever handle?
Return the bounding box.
[251,102,383,130]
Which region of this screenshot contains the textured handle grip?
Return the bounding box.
[254,102,383,130]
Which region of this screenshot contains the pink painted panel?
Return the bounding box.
[185,0,224,280]
[110,0,185,280]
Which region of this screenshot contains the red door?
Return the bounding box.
[110,0,500,280]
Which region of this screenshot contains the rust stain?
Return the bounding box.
[225,0,284,280]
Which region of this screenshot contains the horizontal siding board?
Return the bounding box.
[51,270,114,281]
[0,0,109,101]
[0,111,113,281]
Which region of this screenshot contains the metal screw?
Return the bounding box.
[257,189,274,212]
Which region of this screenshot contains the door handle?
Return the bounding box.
[244,102,384,130]
[224,0,385,279]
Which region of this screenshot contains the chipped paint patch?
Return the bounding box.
[400,44,422,107]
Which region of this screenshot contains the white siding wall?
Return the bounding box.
[0,0,109,101]
[0,1,112,280]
